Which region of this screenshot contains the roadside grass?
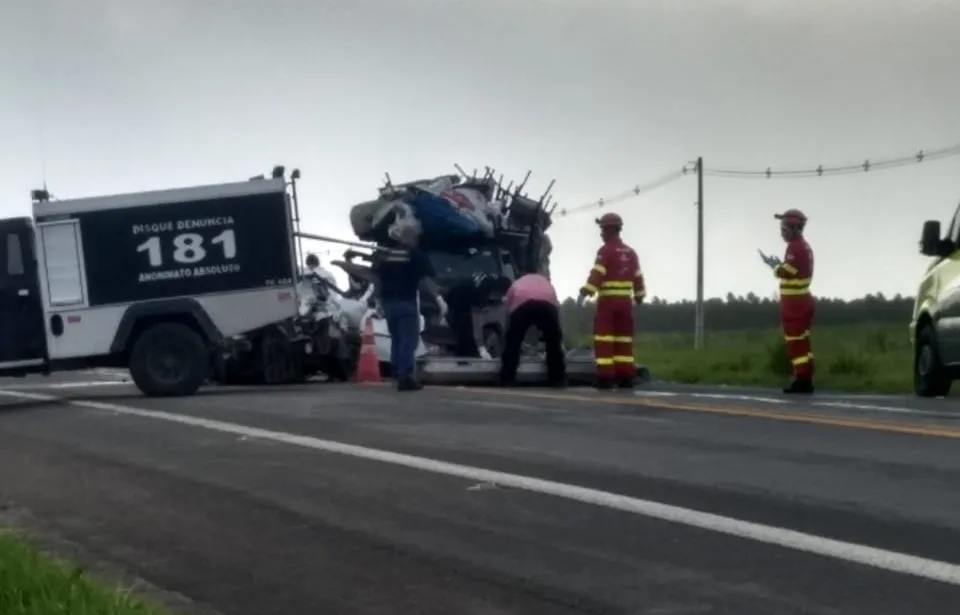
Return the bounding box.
[0,530,168,615]
[631,322,914,393]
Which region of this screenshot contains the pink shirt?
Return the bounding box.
[504,273,559,313]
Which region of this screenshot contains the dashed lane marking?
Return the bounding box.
[0,388,958,586]
[449,388,960,439]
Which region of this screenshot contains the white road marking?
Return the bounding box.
[687,392,787,404]
[463,400,549,411]
[813,401,957,419]
[81,368,130,378]
[2,389,959,586]
[643,390,954,417]
[637,391,786,405]
[0,380,128,391]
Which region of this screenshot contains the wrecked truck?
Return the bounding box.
[343,168,555,361]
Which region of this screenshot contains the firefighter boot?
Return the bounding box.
[782,378,814,394]
[617,377,636,390]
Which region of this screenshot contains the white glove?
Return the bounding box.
[436,296,449,321]
[478,347,493,360]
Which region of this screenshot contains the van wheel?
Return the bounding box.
[914,325,952,398]
[129,323,208,397]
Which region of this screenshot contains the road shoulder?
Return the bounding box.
[0,506,221,615]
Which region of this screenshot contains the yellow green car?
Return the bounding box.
[911,207,960,397]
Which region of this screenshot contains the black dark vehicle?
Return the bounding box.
[0,170,302,397]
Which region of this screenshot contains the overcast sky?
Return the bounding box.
[2,0,959,302]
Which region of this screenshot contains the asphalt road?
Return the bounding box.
[0,371,959,615]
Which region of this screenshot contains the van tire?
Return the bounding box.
[914,324,952,398]
[129,322,208,397]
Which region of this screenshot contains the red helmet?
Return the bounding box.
[596,212,624,229]
[775,209,807,227]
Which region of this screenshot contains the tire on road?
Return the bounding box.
[129,322,209,397]
[914,324,952,398]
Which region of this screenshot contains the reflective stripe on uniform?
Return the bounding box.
[595,358,614,366]
[592,264,607,275]
[778,262,799,275]
[598,280,635,298]
[779,277,811,296]
[582,283,598,295]
[784,330,810,342]
[613,356,634,363]
[596,335,632,343]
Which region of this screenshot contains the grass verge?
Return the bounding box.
[0,529,169,615]
[633,322,915,393]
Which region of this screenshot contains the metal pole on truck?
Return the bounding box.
[295,231,381,252]
[289,169,304,268]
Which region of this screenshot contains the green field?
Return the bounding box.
[635,322,914,393]
[0,530,168,615]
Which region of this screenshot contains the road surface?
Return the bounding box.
[0,371,958,614]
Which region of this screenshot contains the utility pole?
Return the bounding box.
[695,156,705,350]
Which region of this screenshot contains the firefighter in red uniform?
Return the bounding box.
[767,209,815,394]
[577,213,646,389]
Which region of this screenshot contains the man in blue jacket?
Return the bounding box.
[372,233,447,391]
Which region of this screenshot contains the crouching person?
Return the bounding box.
[499,272,566,388]
[372,227,447,392]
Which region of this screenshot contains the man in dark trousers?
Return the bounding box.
[498,272,566,388]
[372,229,447,391]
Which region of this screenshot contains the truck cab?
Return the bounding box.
[910,202,960,397]
[0,217,48,376]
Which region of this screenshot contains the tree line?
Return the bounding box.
[558,292,913,337]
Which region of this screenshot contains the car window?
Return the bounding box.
[6,233,24,276]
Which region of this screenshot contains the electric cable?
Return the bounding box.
[553,168,689,219]
[703,142,960,179]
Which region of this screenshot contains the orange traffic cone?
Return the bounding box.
[354,316,380,383]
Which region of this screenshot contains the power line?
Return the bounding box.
[553,168,689,219]
[703,142,960,179]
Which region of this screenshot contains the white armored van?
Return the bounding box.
[0,173,300,396]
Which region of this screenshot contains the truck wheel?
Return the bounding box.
[260,330,295,385]
[914,324,952,398]
[129,323,208,397]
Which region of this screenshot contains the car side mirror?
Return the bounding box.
[920,220,948,257]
